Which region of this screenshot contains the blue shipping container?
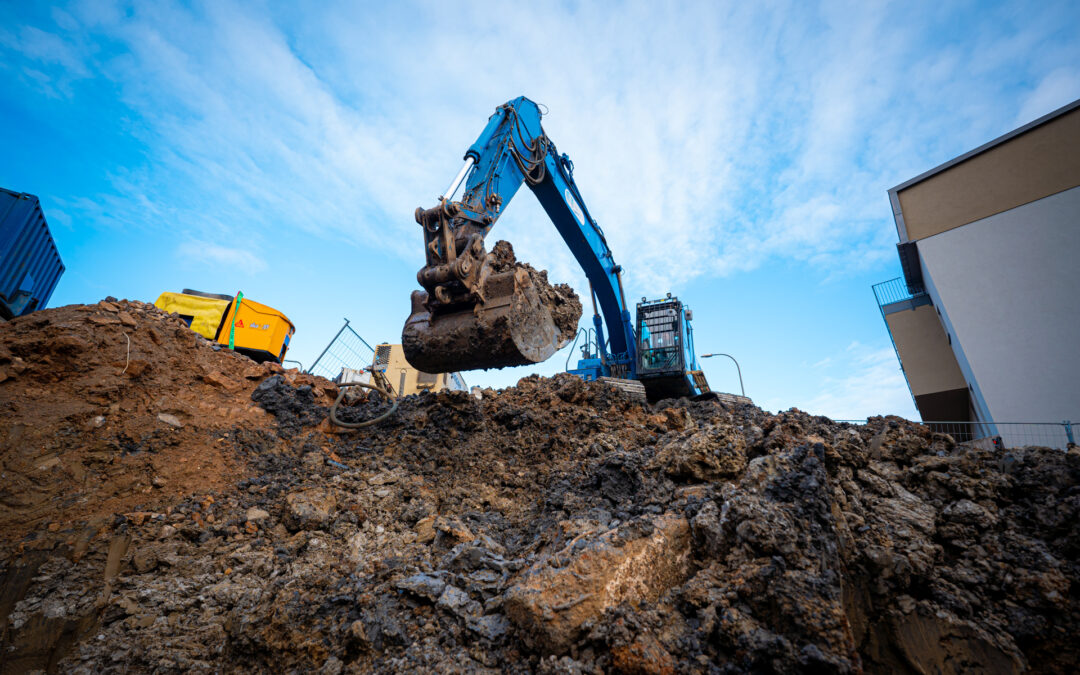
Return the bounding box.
[0,187,65,319]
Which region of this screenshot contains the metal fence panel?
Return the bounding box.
[927,421,1073,451]
[307,319,376,380]
[836,418,1076,451]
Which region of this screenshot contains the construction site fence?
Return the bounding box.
[306,318,375,380]
[835,419,1076,451]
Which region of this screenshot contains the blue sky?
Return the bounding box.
[2,0,1078,419]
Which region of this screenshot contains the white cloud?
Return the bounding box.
[5,0,1078,320]
[1015,68,1080,127]
[0,22,93,98]
[799,341,919,421]
[177,241,267,275]
[0,1,927,296]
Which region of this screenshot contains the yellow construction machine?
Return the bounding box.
[153,289,295,364]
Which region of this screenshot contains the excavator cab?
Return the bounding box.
[635,295,707,400]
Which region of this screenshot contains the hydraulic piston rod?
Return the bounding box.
[441,157,476,202]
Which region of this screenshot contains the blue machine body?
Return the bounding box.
[454,96,638,379]
[448,97,708,398]
[0,188,65,320]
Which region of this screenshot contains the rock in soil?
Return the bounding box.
[1,301,1078,674]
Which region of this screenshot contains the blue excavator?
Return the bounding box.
[402,96,712,401]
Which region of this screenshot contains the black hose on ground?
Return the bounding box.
[329,381,399,429]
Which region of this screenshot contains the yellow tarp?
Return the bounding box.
[153,292,229,339]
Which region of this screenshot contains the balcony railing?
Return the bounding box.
[872,276,927,308]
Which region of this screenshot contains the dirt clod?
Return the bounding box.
[490,240,582,341]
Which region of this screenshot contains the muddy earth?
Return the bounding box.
[2,302,1078,674]
[401,241,581,373]
[487,240,581,342]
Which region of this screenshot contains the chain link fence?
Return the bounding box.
[306,319,376,380]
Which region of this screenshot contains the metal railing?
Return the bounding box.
[835,418,1076,451]
[926,420,1074,451]
[872,276,926,308]
[307,318,376,380]
[871,277,923,412]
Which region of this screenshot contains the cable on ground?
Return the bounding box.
[328,377,399,429]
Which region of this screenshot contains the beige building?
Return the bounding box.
[875,98,1079,448]
[370,343,466,396]
[336,343,467,396]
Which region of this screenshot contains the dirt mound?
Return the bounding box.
[0,299,339,545]
[2,303,1078,674]
[489,239,582,342]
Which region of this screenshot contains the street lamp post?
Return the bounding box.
[700,353,745,397]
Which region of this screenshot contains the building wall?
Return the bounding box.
[884,304,966,396]
[884,301,971,422]
[916,266,995,427]
[916,186,1080,423]
[895,104,1080,241]
[374,343,464,396]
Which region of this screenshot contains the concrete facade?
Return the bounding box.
[895,108,1080,239]
[884,304,966,397]
[876,98,1080,449]
[916,187,1080,425]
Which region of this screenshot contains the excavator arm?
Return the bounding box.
[403,97,636,376]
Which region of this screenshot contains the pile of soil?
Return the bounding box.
[2,302,1077,674]
[488,240,581,341]
[2,299,262,543]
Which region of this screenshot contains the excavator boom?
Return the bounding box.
[402,97,711,401]
[403,97,622,373]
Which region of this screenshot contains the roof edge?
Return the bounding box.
[888,96,1080,197]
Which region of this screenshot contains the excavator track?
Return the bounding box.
[597,376,646,402]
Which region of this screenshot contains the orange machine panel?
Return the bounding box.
[216,296,295,363]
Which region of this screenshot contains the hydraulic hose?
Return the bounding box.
[329,381,399,429]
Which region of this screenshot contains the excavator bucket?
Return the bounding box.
[402,267,564,373]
